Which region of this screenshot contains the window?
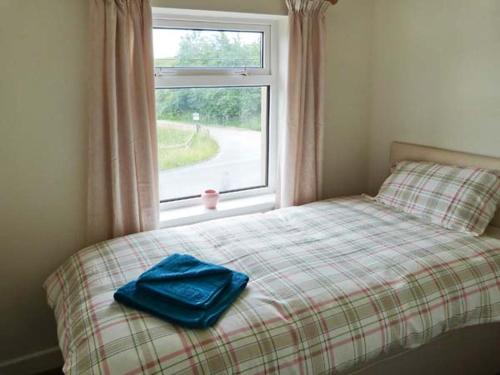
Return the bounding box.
[154,28,264,69]
[153,14,279,206]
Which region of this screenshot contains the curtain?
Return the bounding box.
[279,0,331,207]
[87,0,159,244]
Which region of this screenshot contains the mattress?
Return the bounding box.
[44,196,500,374]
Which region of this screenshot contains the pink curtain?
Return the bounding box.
[87,0,158,244]
[279,0,331,207]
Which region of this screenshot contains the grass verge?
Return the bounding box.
[158,127,219,170]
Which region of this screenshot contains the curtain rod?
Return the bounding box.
[327,0,338,4]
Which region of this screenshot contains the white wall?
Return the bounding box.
[368,0,500,193]
[0,0,373,372]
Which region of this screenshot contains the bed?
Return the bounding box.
[45,142,500,374]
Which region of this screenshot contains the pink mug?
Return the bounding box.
[201,189,219,209]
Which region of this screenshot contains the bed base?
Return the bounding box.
[349,324,500,375]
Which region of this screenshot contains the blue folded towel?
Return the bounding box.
[137,254,233,309]
[114,254,249,328]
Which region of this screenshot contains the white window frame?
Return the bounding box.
[153,10,281,211]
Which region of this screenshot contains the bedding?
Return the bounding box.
[376,161,500,236]
[44,196,500,374]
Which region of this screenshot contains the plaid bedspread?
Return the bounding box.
[45,196,500,374]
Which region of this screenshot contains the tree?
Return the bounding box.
[155,31,263,130]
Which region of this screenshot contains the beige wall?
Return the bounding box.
[368,0,500,193]
[5,0,498,369]
[152,0,287,15]
[323,0,373,198]
[0,0,373,368]
[0,0,88,365]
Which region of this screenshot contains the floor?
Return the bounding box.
[34,369,63,375]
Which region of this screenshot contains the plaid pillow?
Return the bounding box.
[376,161,500,236]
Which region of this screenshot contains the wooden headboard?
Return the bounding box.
[389,141,500,229]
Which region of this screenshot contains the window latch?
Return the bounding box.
[235,68,249,76]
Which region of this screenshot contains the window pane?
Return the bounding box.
[153,28,263,68]
[156,87,268,201]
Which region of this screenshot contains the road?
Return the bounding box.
[159,125,263,201]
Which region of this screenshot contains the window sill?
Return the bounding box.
[159,194,276,229]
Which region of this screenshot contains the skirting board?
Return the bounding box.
[0,346,63,375]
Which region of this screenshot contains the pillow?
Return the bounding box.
[376,161,500,236]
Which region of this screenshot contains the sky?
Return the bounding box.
[153,28,261,59]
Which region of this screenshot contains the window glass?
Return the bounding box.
[156,86,268,201]
[153,28,263,69]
